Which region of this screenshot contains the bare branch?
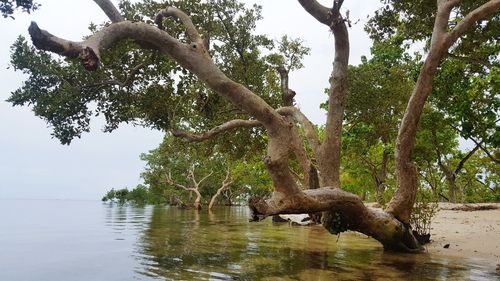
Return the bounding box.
[155,7,202,43]
[277,66,295,107]
[450,124,500,165]
[28,6,302,200]
[102,63,145,87]
[289,167,304,182]
[165,172,190,191]
[28,21,179,71]
[93,0,124,23]
[454,144,481,175]
[198,170,214,187]
[208,169,233,210]
[446,0,500,45]
[172,119,261,142]
[28,18,285,133]
[172,107,320,154]
[297,0,332,25]
[188,165,214,188]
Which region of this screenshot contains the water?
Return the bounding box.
[0,200,498,281]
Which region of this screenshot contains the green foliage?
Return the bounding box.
[102,185,153,205]
[101,189,116,202]
[8,0,281,146]
[266,35,310,71]
[0,0,38,18]
[432,62,499,147]
[137,133,272,205]
[459,151,500,203]
[102,188,129,204]
[338,39,416,202]
[367,0,500,148]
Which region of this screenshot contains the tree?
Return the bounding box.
[208,169,233,210]
[367,0,500,209]
[10,0,500,252]
[165,165,214,210]
[1,0,38,18]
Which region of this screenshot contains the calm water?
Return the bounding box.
[0,200,498,281]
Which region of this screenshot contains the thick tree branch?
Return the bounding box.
[249,187,421,251]
[93,0,124,23]
[279,107,320,154]
[172,107,320,161]
[446,0,500,45]
[155,7,202,44]
[274,68,313,188]
[28,18,286,131]
[319,16,349,187]
[387,0,500,223]
[277,66,296,107]
[297,0,349,187]
[208,169,233,210]
[297,0,332,25]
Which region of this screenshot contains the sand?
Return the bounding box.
[426,203,500,268]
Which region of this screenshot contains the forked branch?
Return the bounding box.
[155,7,202,44]
[388,0,500,223]
[208,169,234,210]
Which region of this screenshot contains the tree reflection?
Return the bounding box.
[118,206,495,280]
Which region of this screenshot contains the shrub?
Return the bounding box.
[410,189,439,244]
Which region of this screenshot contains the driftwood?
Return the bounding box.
[448,204,499,212]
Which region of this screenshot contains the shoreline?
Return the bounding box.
[426,203,500,267]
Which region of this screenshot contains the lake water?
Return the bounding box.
[0,200,498,281]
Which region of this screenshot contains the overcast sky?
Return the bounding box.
[0,0,382,200]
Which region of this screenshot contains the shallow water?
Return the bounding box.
[0,200,498,280]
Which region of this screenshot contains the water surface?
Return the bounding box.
[0,200,497,280]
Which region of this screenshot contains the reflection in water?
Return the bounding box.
[104,205,498,281]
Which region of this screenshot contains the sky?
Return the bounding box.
[0,0,382,200]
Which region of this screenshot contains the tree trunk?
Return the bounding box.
[249,187,421,251]
[386,0,500,224]
[208,171,232,211]
[193,190,202,210]
[444,172,461,203]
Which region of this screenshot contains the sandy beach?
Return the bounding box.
[426,203,500,269]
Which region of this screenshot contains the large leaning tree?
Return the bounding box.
[10,0,500,251]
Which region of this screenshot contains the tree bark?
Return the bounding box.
[387,0,500,223]
[208,170,233,211]
[298,0,349,188]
